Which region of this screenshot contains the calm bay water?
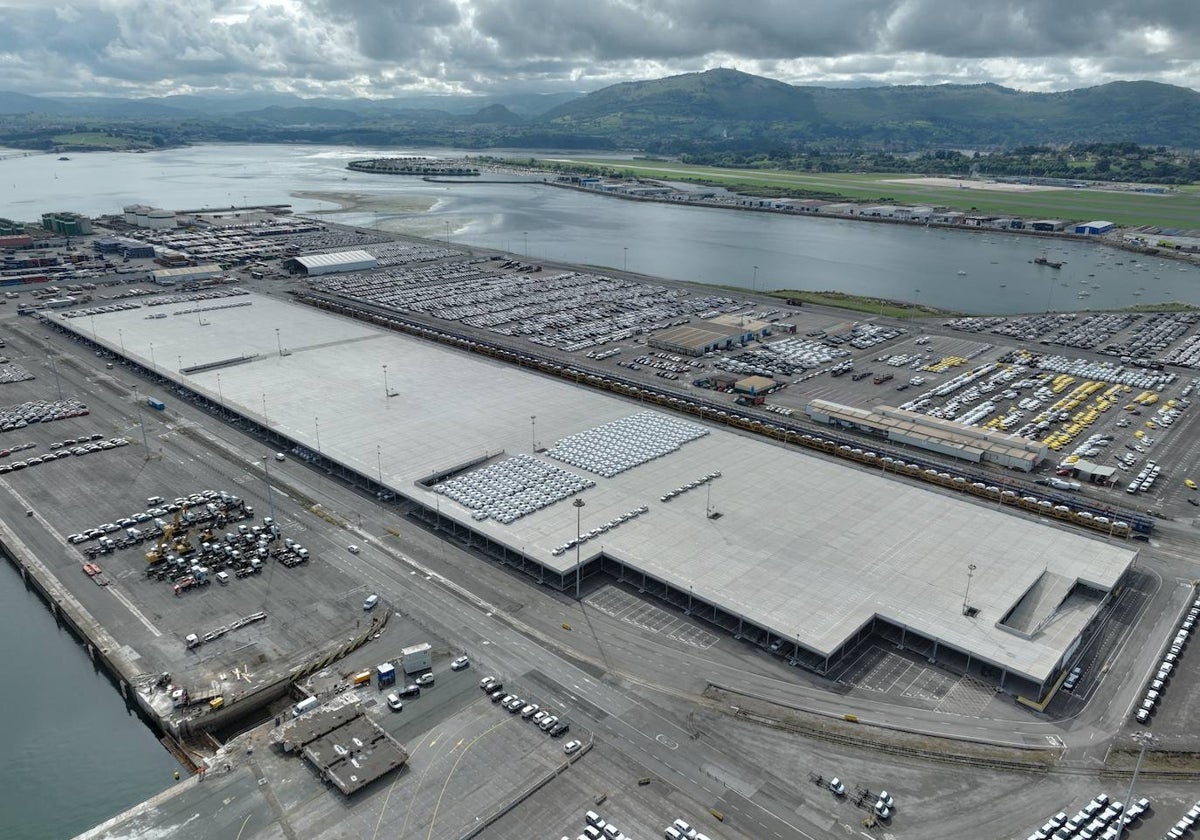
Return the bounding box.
[0,558,181,840]
[0,142,1198,837]
[2,143,1198,314]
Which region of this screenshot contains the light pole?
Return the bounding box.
[376,444,384,489]
[914,287,921,312]
[382,364,390,400]
[623,247,627,272]
[962,563,977,615]
[1122,731,1155,818]
[314,417,321,458]
[752,265,759,292]
[261,455,277,522]
[118,329,125,355]
[523,231,528,257]
[275,328,282,357]
[131,385,150,454]
[215,373,224,410]
[573,498,585,599]
[149,341,157,374]
[262,392,269,426]
[48,357,63,400]
[531,414,537,453]
[444,220,450,246]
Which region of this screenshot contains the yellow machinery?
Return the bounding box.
[145,507,189,564]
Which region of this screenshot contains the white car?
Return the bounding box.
[347,544,360,554]
[563,739,582,755]
[450,655,470,671]
[386,693,403,712]
[829,777,846,795]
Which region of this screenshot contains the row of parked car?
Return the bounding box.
[1135,597,1198,724]
[0,434,126,474]
[0,397,88,430]
[1162,797,1200,839]
[1026,792,1152,840]
[481,675,572,738]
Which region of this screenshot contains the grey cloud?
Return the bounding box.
[0,0,1197,98]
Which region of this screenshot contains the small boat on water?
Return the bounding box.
[957,270,967,275]
[1034,256,1064,268]
[1078,291,1091,297]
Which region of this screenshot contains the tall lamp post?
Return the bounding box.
[623,247,628,272]
[530,415,537,453]
[275,328,282,357]
[1122,731,1155,819]
[382,364,390,400]
[523,231,528,257]
[962,563,977,615]
[573,498,586,599]
[261,455,277,522]
[752,265,759,292]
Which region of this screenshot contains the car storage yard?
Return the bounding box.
[7,242,1200,840]
[0,318,395,726]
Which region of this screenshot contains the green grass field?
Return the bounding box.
[540,157,1200,230]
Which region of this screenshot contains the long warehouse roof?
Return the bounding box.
[68,293,1135,684]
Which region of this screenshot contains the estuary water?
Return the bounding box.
[0,558,181,840]
[2,143,1198,314]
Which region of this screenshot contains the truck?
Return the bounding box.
[400,642,432,675]
[873,373,894,385]
[147,397,165,411]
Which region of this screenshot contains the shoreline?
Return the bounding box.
[536,178,1200,268]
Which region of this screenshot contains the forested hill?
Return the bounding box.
[543,70,1200,151]
[1,69,1198,153]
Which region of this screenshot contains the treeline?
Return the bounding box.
[680,142,1200,185]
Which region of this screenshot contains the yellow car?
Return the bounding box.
[1187,479,1197,490]
[1134,430,1145,439]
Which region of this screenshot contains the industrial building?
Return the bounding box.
[1030,219,1068,232]
[122,204,177,229]
[806,399,1048,471]
[283,250,378,276]
[40,211,92,236]
[151,264,223,286]
[53,293,1135,701]
[1074,221,1115,235]
[648,320,760,356]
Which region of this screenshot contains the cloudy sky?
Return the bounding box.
[3,0,1198,99]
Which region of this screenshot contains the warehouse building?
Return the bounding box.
[283,250,378,276]
[1074,221,1115,235]
[62,293,1135,702]
[805,399,1047,471]
[648,320,759,356]
[1030,219,1068,232]
[151,264,223,286]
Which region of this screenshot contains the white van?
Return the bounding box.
[664,829,683,840]
[293,696,319,717]
[215,571,230,585]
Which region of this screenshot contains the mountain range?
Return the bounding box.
[2,69,1199,151]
